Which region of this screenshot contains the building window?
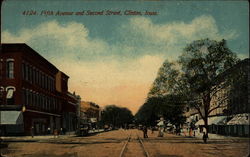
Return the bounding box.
[32,68,35,84]
[29,66,33,83]
[6,59,14,79]
[25,64,28,81]
[42,95,45,109]
[22,88,25,105]
[48,77,51,91]
[0,60,3,80]
[36,93,38,107]
[27,90,32,106]
[6,87,15,105]
[38,71,41,87]
[22,63,25,80]
[36,70,39,85]
[42,73,44,88]
[25,89,28,105]
[0,87,4,105]
[31,91,34,106]
[27,65,30,81]
[45,75,48,90]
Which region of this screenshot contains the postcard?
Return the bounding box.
[0,0,249,157]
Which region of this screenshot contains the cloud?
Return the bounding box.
[128,15,238,41]
[2,20,110,60]
[2,15,238,113]
[120,15,238,58]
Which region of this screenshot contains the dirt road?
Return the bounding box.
[1,129,249,157]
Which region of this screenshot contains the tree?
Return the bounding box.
[148,60,181,98]
[177,38,239,137]
[135,95,186,126]
[101,105,134,128]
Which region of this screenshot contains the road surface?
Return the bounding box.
[1,129,249,157]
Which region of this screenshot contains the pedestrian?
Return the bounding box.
[30,126,34,138]
[143,126,148,138]
[54,129,58,138]
[60,128,63,135]
[158,127,164,137]
[47,127,51,135]
[202,132,208,143]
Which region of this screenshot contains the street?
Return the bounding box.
[1,129,249,157]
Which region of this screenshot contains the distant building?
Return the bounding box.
[80,101,100,124]
[63,91,81,132]
[0,43,80,135]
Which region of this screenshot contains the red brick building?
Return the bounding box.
[0,43,79,135]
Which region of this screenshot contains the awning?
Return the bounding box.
[195,119,204,126]
[227,113,250,125]
[0,111,23,125]
[195,116,227,126]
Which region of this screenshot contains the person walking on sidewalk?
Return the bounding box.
[202,127,208,143]
[143,126,148,138]
[30,126,34,138]
[54,129,58,138]
[203,132,208,143]
[47,127,51,135]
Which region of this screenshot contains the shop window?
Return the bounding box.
[6,59,14,79]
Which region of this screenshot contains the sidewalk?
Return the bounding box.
[0,134,74,142]
[0,129,106,142]
[179,130,248,140]
[88,129,104,134]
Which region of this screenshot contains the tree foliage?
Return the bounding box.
[137,38,240,139]
[135,95,186,126]
[178,39,239,116]
[101,105,134,128]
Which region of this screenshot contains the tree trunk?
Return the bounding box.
[204,115,209,138]
[203,95,210,143]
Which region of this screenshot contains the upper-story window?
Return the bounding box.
[25,64,29,81]
[0,87,4,105]
[22,63,25,80]
[0,59,3,80]
[6,59,14,79]
[6,86,15,105]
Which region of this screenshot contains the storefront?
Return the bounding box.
[0,111,24,135]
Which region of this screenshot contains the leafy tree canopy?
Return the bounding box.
[135,95,186,126]
[101,105,134,128]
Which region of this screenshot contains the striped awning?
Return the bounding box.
[195,116,227,126]
[227,113,249,125]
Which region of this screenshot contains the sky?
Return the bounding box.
[1,0,249,114]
